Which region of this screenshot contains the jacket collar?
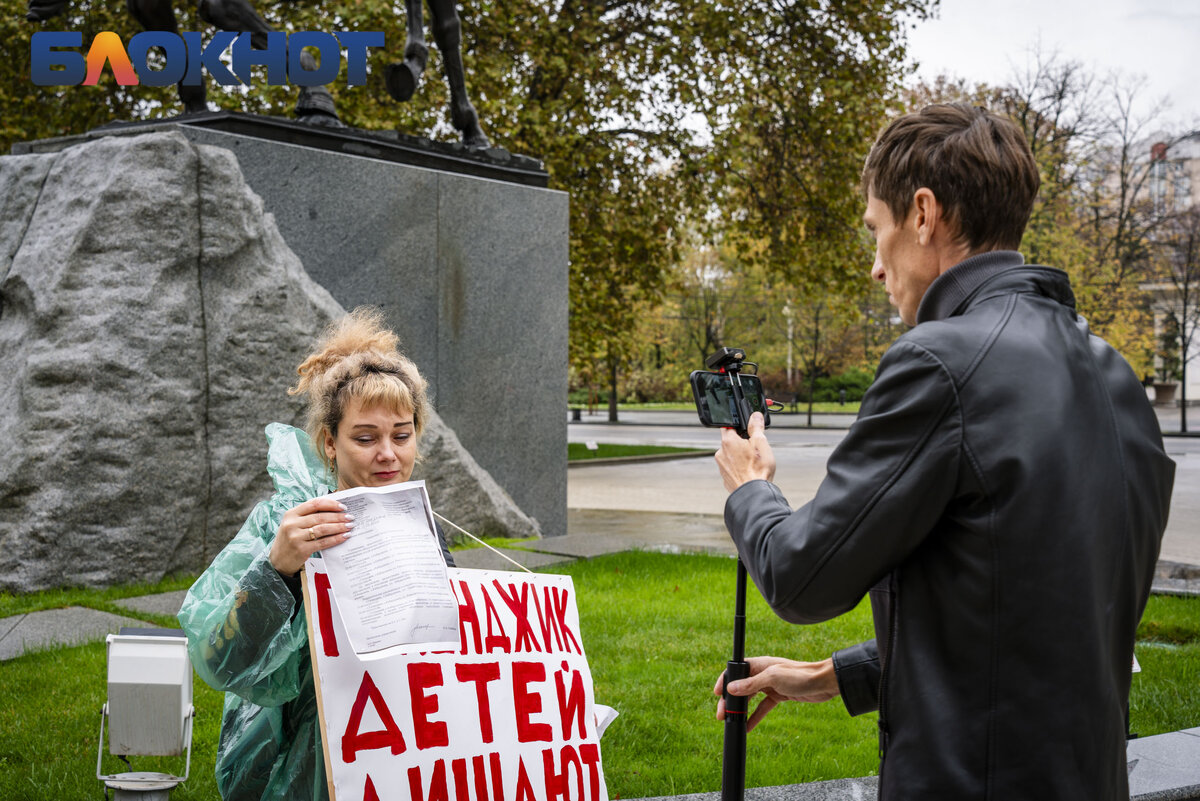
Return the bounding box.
[916,250,1075,324]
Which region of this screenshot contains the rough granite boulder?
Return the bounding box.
[0,131,539,593]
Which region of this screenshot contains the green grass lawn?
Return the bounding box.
[544,552,881,794]
[0,573,199,620]
[2,553,1197,799]
[568,442,708,461]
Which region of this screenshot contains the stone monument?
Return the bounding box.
[1,125,567,593]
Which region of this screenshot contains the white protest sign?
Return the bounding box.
[305,561,610,801]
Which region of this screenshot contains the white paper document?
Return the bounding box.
[318,480,459,655]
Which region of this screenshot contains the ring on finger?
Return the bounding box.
[307,528,316,542]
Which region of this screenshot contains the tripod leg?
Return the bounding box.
[721,559,750,801]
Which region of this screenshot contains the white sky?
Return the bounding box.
[905,0,1200,128]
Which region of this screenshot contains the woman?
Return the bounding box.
[178,308,454,801]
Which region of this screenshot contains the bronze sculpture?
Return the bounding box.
[25,0,489,147]
[387,0,487,148]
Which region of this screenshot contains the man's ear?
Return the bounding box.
[912,187,940,246]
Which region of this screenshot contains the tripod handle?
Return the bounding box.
[721,659,750,800]
[723,659,751,715]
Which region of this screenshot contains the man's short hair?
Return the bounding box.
[862,104,1040,252]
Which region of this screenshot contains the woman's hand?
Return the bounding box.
[713,656,840,731]
[269,498,355,576]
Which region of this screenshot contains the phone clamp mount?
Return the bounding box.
[705,346,751,373]
[705,348,757,439]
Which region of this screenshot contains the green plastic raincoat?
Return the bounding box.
[178,423,453,800]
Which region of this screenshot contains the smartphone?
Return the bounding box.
[689,370,771,434]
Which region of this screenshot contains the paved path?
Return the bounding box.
[568,410,1200,566]
[570,402,1200,434]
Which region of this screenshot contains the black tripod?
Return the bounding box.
[722,559,751,801]
[705,347,754,801]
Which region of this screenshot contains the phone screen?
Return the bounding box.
[689,371,770,429]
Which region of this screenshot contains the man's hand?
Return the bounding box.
[715,411,776,493]
[713,656,840,731]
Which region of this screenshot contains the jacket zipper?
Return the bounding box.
[877,572,898,780]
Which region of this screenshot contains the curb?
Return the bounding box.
[567,450,716,467]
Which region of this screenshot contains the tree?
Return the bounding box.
[1150,206,1200,432]
[5,0,937,420]
[542,0,936,416]
[699,0,934,295]
[1065,77,1175,370]
[7,0,700,423]
[911,53,1174,376]
[665,235,777,368]
[777,293,861,426]
[669,239,730,365]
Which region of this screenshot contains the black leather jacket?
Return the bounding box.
[725,252,1175,800]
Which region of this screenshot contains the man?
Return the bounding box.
[713,104,1175,800]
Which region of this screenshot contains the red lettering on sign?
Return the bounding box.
[408,662,449,750]
[552,587,582,655]
[455,581,483,654]
[515,755,537,801]
[313,570,338,657]
[482,586,511,654]
[364,774,381,801]
[534,586,563,651]
[555,661,588,740]
[543,745,585,801]
[470,753,495,801]
[512,661,553,742]
[493,580,540,652]
[489,751,506,801]
[455,662,501,743]
[408,759,449,801]
[440,753,508,801]
[579,743,602,800]
[342,671,406,763]
[452,757,469,801]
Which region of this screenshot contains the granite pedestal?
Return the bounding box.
[16,114,569,538]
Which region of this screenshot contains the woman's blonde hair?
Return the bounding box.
[289,307,431,473]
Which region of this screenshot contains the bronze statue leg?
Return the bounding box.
[385,0,427,103]
[196,0,270,42]
[429,1,487,147]
[196,0,343,126]
[128,0,207,113]
[25,0,71,22]
[427,0,487,147]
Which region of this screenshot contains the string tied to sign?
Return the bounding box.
[433,512,534,575]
